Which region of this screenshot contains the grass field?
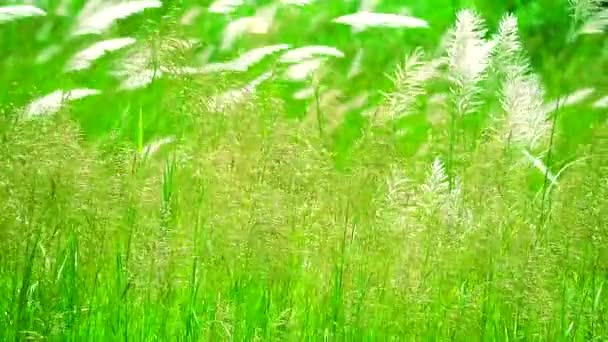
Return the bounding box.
[1,0,607,340]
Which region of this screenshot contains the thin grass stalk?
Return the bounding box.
[538,16,580,233]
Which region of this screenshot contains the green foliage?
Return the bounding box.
[0,0,607,340]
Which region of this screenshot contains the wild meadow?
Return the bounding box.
[0,0,607,340]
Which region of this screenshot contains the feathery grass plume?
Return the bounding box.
[293,86,316,100]
[418,157,467,226]
[279,45,344,63]
[593,95,608,108]
[195,44,289,73]
[422,157,449,209]
[492,13,530,77]
[446,9,495,116]
[119,69,161,90]
[493,13,522,53]
[35,45,62,64]
[180,5,202,25]
[381,166,414,228]
[347,48,364,79]
[207,72,273,112]
[112,45,158,89]
[580,8,608,34]
[70,0,162,37]
[22,89,101,119]
[209,0,243,14]
[380,48,443,123]
[423,157,450,196]
[0,5,45,24]
[569,0,608,35]
[112,46,152,77]
[333,12,429,32]
[570,0,600,22]
[283,58,324,81]
[220,17,271,51]
[500,73,549,149]
[141,136,176,159]
[542,87,595,115]
[220,5,276,51]
[111,37,198,88]
[167,44,288,75]
[522,149,558,186]
[65,37,137,72]
[494,12,551,150]
[386,167,411,208]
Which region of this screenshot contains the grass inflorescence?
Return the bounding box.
[0,0,607,340]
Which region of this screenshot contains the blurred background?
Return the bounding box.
[1,0,606,163]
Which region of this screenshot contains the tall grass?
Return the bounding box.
[1,0,607,340]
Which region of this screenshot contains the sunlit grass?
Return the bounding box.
[0,0,607,340]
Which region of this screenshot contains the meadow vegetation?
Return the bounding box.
[0,0,607,340]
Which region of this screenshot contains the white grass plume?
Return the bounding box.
[180,6,203,25]
[570,0,608,35]
[570,0,600,22]
[293,86,316,100]
[493,13,523,54]
[579,8,608,34]
[522,149,558,186]
[141,136,176,158]
[119,69,161,90]
[381,48,442,122]
[347,48,364,79]
[23,89,101,119]
[593,95,608,109]
[542,87,595,115]
[447,9,494,86]
[0,5,46,24]
[283,58,324,81]
[492,13,530,77]
[418,157,467,225]
[209,0,243,14]
[493,13,551,149]
[207,72,272,112]
[279,45,344,63]
[333,12,429,31]
[195,44,289,73]
[65,37,136,72]
[221,17,271,51]
[422,157,449,196]
[71,1,162,36]
[111,38,199,88]
[111,48,151,78]
[501,73,549,149]
[386,167,411,207]
[446,9,494,116]
[35,45,62,64]
[220,5,276,51]
[381,165,415,229]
